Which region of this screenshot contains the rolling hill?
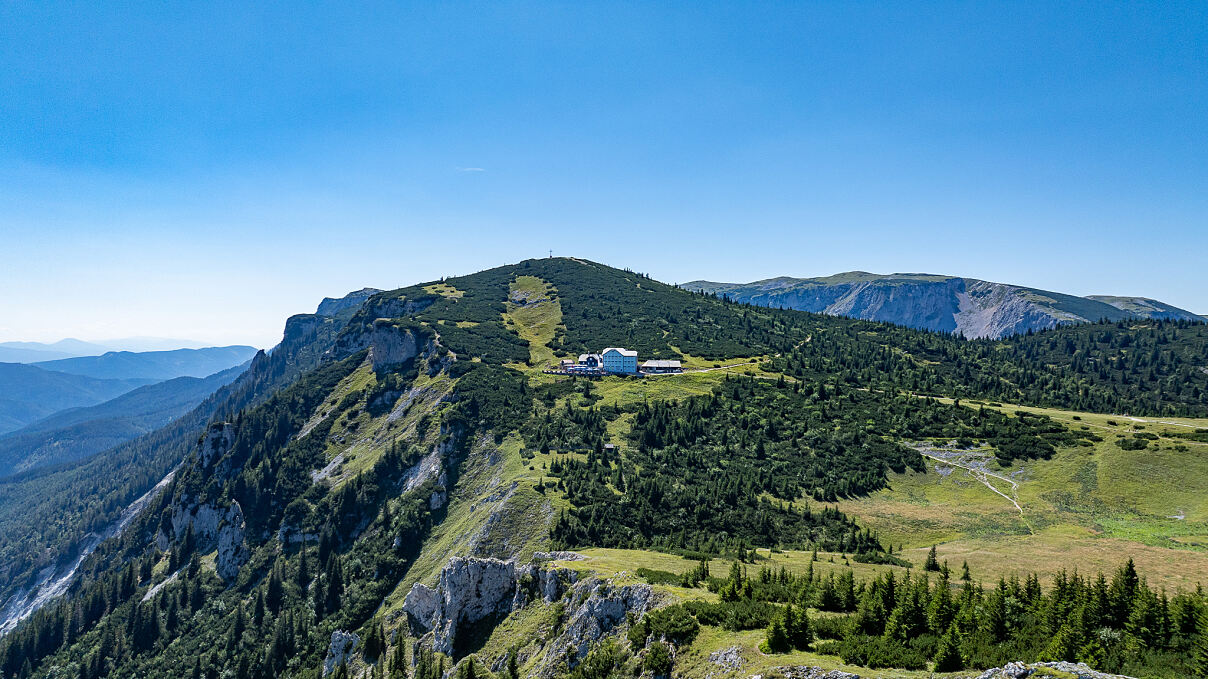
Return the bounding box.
[683,272,1204,339]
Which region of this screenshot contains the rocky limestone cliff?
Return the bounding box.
[744,661,1134,679]
[154,422,250,579]
[404,555,660,674]
[316,288,382,317]
[332,319,433,371]
[684,273,1202,339]
[404,556,578,656]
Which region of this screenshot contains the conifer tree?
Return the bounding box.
[925,545,940,572]
[933,624,964,672]
[1194,609,1208,678]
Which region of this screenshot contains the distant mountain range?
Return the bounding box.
[0,365,153,436]
[683,272,1205,339]
[0,337,214,363]
[0,363,249,477]
[0,346,259,435]
[30,345,258,380]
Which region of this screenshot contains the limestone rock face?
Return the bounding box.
[972,662,1136,679]
[198,422,235,468]
[323,630,360,676]
[332,293,436,361]
[553,579,657,662]
[215,502,250,580]
[368,321,421,371]
[403,557,578,656]
[155,500,249,580]
[404,558,520,655]
[316,288,381,316]
[154,422,250,580]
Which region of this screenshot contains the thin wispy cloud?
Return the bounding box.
[456,167,486,172]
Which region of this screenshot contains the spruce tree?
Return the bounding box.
[933,624,965,672]
[925,545,940,572]
[763,611,790,653]
[1194,609,1208,678]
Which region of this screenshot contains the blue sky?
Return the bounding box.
[1,2,1205,347]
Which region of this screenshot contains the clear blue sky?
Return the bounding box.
[2,2,1205,348]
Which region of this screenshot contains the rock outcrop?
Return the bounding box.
[332,318,433,371]
[323,630,360,676]
[198,422,236,468]
[154,422,250,579]
[404,555,662,676]
[316,288,382,317]
[550,578,657,662]
[403,557,578,656]
[751,661,1136,679]
[155,500,249,580]
[972,662,1135,679]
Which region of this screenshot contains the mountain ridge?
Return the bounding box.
[0,363,250,477]
[30,345,259,380]
[683,272,1204,339]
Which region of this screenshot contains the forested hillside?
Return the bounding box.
[1,258,1205,679]
[0,364,249,477]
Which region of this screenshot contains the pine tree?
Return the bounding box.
[928,575,956,634]
[266,561,285,613]
[763,611,790,653]
[933,624,965,672]
[1194,608,1208,678]
[925,545,940,572]
[960,560,971,582]
[1040,622,1083,662]
[784,602,813,650]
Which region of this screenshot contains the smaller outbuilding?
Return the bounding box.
[641,359,683,374]
[577,353,602,368]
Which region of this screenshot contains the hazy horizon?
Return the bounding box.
[3,3,1204,347]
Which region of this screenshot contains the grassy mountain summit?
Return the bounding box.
[1,258,1206,679]
[684,272,1204,339]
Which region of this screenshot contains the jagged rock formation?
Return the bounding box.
[551,578,657,662]
[684,273,1203,339]
[751,662,1136,679]
[403,557,578,656]
[154,423,250,579]
[404,554,661,676]
[331,318,434,371]
[323,630,360,676]
[971,662,1135,679]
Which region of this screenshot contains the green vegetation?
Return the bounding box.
[545,375,1092,556]
[4,257,1208,679]
[771,317,1208,417]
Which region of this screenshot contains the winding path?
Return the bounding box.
[914,446,1034,534]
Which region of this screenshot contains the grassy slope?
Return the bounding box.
[836,400,1208,591]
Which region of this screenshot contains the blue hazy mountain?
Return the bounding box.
[0,364,153,435]
[30,345,258,381]
[0,363,249,476]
